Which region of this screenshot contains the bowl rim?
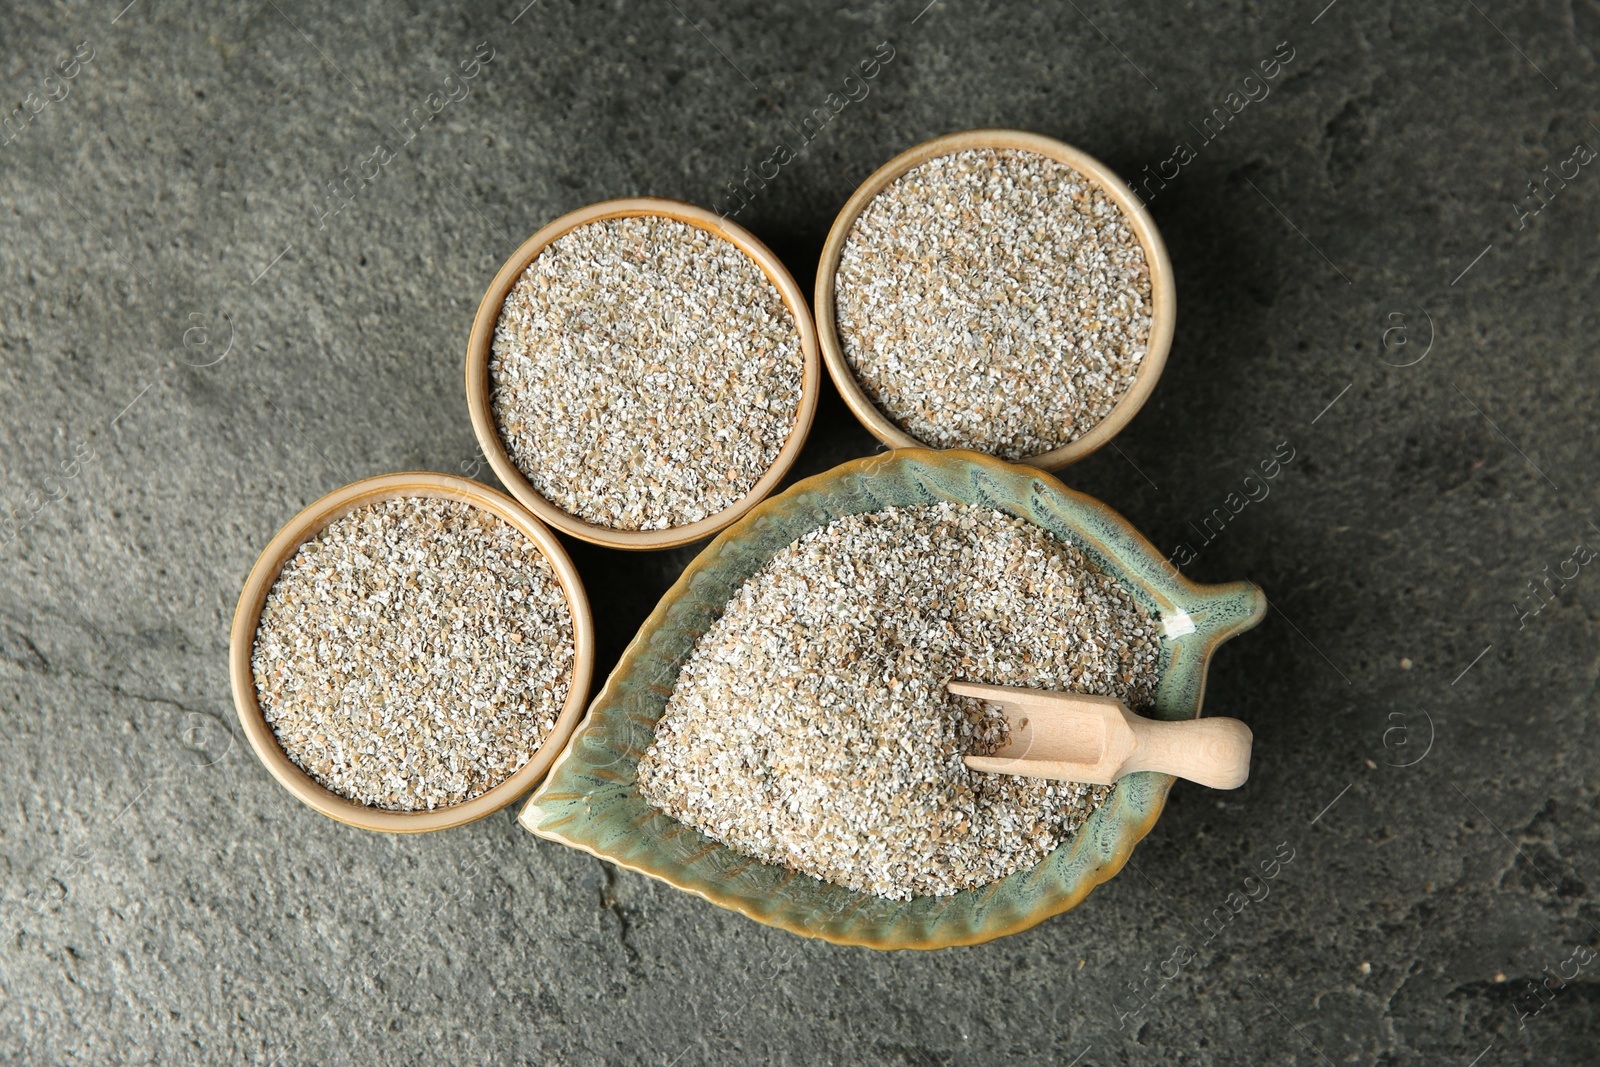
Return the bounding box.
[465,196,822,551]
[228,472,596,833]
[521,449,1265,948]
[814,128,1176,471]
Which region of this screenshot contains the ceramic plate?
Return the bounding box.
[520,449,1264,948]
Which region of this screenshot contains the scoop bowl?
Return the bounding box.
[519,448,1264,948]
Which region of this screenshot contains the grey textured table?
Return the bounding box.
[3,1,1597,1063]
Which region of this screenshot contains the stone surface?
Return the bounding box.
[1,1,1597,1063]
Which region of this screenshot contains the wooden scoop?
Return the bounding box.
[950,681,1252,789]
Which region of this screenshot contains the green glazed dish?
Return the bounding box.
[520,449,1266,949]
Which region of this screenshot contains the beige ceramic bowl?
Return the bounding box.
[466,197,821,550]
[815,129,1176,471]
[229,472,595,833]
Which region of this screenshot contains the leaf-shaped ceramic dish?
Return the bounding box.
[520,449,1265,949]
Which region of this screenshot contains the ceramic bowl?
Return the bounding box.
[230,472,595,833]
[466,197,821,551]
[814,129,1176,471]
[520,449,1263,948]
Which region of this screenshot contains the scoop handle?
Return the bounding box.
[1120,715,1253,790]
